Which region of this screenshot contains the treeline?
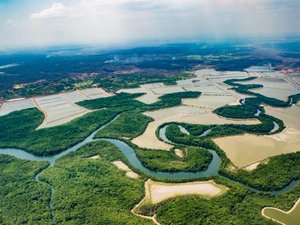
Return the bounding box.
[225,77,300,107]
[148,91,201,110]
[135,146,212,172]
[0,108,119,156]
[221,152,300,191]
[77,92,145,111]
[164,124,230,170]
[95,111,153,139]
[155,178,300,225]
[0,91,201,157]
[214,104,263,119]
[79,91,202,112]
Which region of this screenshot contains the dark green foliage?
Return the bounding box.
[78,91,202,112]
[1,44,300,225]
[0,108,119,156]
[0,91,201,157]
[178,108,285,141]
[135,146,212,172]
[222,152,300,191]
[225,77,300,108]
[214,104,262,119]
[165,124,219,151]
[0,155,51,225]
[0,75,299,224]
[95,111,153,139]
[93,73,194,92]
[148,91,201,110]
[77,93,145,111]
[155,183,300,225]
[164,110,295,190]
[40,141,152,225]
[164,124,230,170]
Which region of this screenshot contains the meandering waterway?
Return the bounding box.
[0,115,299,221]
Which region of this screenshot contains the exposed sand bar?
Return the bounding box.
[214,134,300,168]
[132,106,260,150]
[174,149,184,158]
[143,179,228,205]
[112,161,139,179]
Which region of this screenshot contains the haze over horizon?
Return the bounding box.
[1,0,300,50]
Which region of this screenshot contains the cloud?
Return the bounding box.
[30,3,69,20]
[6,19,19,27]
[0,0,299,49]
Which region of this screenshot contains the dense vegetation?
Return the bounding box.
[79,91,201,112]
[0,155,51,225]
[3,41,296,99]
[214,103,262,118]
[164,124,230,170]
[163,115,298,191]
[1,71,300,224]
[0,108,119,156]
[224,152,300,191]
[95,111,153,139]
[155,179,300,225]
[179,113,284,138]
[0,51,193,99]
[135,146,212,172]
[0,91,201,156]
[40,141,152,225]
[160,76,300,190]
[78,92,146,111]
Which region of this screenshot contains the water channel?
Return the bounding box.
[0,115,299,221]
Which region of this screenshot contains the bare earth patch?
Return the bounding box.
[243,162,260,171]
[132,106,259,150]
[33,88,112,129]
[215,103,300,169]
[174,149,185,158]
[144,179,228,205]
[112,161,140,179]
[0,88,113,129]
[0,98,35,117]
[132,179,228,225]
[118,69,249,106]
[214,134,300,168]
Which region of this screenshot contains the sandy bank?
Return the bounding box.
[112,161,140,179]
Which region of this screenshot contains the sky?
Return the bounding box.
[0,0,300,50]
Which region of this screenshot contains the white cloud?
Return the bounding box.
[0,0,299,49]
[30,3,70,20]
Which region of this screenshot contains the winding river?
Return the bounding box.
[0,115,300,221]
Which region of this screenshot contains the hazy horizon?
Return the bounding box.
[1,0,300,51]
